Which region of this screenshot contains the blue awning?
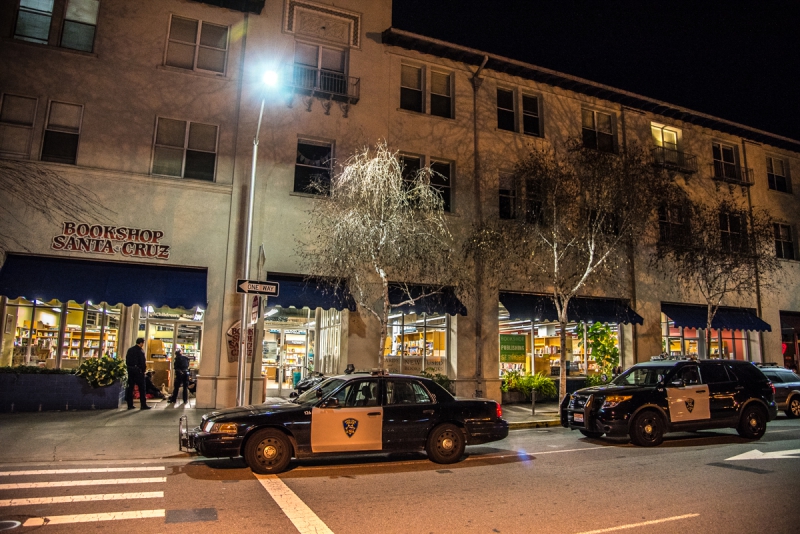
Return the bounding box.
[661,303,771,332]
[0,254,207,309]
[499,292,643,325]
[266,274,356,311]
[389,284,467,316]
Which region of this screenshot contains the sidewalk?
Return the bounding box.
[0,396,560,465]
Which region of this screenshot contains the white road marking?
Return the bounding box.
[256,474,334,534]
[726,448,800,461]
[575,513,700,534]
[0,477,166,490]
[23,509,165,527]
[0,491,164,507]
[0,467,165,477]
[530,446,605,455]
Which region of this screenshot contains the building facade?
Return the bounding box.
[1,0,798,409]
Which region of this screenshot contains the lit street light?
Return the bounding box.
[237,71,278,407]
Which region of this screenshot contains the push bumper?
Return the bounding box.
[562,408,629,436]
[179,415,243,457]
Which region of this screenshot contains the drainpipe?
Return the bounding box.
[740,140,765,361]
[620,106,638,366]
[471,55,488,397]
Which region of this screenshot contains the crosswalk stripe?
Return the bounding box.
[256,474,333,534]
[0,491,164,507]
[23,509,166,526]
[0,477,166,490]
[0,467,165,477]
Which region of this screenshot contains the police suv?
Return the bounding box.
[180,372,508,473]
[560,358,778,446]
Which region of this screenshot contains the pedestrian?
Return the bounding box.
[125,337,150,410]
[169,348,190,405]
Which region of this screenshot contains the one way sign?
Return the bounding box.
[237,279,279,297]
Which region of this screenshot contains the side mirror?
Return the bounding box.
[289,391,298,398]
[670,379,684,387]
[321,397,339,408]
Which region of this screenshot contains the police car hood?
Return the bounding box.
[576,384,653,396]
[206,400,296,419]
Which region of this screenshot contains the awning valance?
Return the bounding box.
[389,284,467,316]
[500,292,643,325]
[0,254,207,309]
[661,303,771,332]
[265,274,356,311]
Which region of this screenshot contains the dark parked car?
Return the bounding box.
[180,371,508,473]
[560,358,778,446]
[758,364,800,418]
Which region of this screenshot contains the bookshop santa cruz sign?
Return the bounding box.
[51,221,171,260]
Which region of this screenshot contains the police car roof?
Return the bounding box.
[331,372,428,380]
[635,360,683,367]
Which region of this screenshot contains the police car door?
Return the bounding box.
[667,364,711,423]
[311,378,383,453]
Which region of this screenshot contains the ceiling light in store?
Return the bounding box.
[388,313,403,320]
[265,309,279,317]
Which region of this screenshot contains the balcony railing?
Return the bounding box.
[287,64,360,104]
[651,146,697,174]
[710,161,753,186]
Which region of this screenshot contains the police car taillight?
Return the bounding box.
[496,402,502,419]
[769,381,776,395]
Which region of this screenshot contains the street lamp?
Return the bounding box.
[237,70,278,407]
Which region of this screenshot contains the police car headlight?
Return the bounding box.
[203,420,214,433]
[602,395,632,408]
[206,422,238,434]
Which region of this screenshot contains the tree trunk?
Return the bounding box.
[706,305,713,359]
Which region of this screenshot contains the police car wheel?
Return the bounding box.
[579,429,604,439]
[426,423,465,464]
[245,429,292,474]
[630,410,664,447]
[786,396,800,419]
[736,405,767,439]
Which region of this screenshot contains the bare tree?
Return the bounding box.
[652,187,781,357]
[467,139,678,402]
[297,142,463,369]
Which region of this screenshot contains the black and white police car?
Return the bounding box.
[180,371,508,473]
[561,357,778,446]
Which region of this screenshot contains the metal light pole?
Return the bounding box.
[237,72,277,407]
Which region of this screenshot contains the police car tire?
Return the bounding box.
[244,429,292,474]
[736,405,767,440]
[426,423,465,464]
[629,410,664,447]
[579,429,604,439]
[786,396,800,419]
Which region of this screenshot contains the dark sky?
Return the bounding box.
[392,0,800,142]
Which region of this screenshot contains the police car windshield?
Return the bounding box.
[294,378,345,404]
[611,366,671,387]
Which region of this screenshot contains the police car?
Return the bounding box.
[180,371,508,473]
[560,358,778,446]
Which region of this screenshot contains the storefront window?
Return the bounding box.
[661,312,752,360]
[384,312,450,376]
[261,305,316,390]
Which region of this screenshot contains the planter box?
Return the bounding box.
[0,374,122,412]
[502,390,527,404]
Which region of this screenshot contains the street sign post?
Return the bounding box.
[237,279,279,297]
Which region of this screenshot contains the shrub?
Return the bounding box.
[421,368,453,394]
[0,365,74,375]
[501,371,557,400]
[585,373,612,387]
[76,356,127,388]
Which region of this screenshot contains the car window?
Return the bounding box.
[611,366,671,386]
[675,365,700,385]
[790,372,800,382]
[700,363,730,384]
[386,380,432,405]
[728,362,766,382]
[296,377,344,404]
[762,372,783,383]
[331,379,379,407]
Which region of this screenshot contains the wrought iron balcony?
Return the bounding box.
[710,161,753,186]
[651,146,697,174]
[287,64,360,104]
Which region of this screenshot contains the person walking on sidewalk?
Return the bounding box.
[125,338,150,410]
[169,348,190,405]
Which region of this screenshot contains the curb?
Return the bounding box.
[508,419,562,430]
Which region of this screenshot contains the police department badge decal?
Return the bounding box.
[343,418,358,437]
[685,398,695,413]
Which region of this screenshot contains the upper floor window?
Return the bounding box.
[581,109,614,153]
[522,95,540,137]
[400,154,452,212]
[497,89,515,132]
[14,0,99,53]
[766,156,790,193]
[719,211,745,253]
[499,172,517,219]
[165,15,228,74]
[0,93,37,159]
[399,64,453,119]
[293,42,348,96]
[152,117,218,181]
[774,223,795,260]
[41,100,82,165]
[295,139,332,194]
[658,204,685,244]
[498,172,542,223]
[496,89,541,137]
[712,142,740,181]
[652,124,678,151]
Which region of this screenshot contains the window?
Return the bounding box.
[767,156,790,193]
[332,379,379,407]
[152,118,218,181]
[499,172,517,219]
[14,0,99,52]
[581,109,614,152]
[400,154,422,184]
[700,363,731,384]
[775,223,795,260]
[385,380,432,405]
[399,64,453,119]
[658,204,685,244]
[294,139,332,194]
[712,142,739,181]
[0,94,37,158]
[293,42,347,95]
[165,15,228,74]
[652,124,679,165]
[522,95,540,136]
[41,101,82,164]
[496,89,515,132]
[719,211,745,253]
[430,160,452,212]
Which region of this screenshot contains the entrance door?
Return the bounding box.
[311,378,382,453]
[667,365,711,423]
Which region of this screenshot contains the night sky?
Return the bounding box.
[392,0,800,142]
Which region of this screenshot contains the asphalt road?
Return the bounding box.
[1,418,799,533]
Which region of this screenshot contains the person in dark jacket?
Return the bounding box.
[169,348,191,404]
[125,338,150,410]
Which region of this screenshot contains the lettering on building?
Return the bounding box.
[51,222,171,260]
